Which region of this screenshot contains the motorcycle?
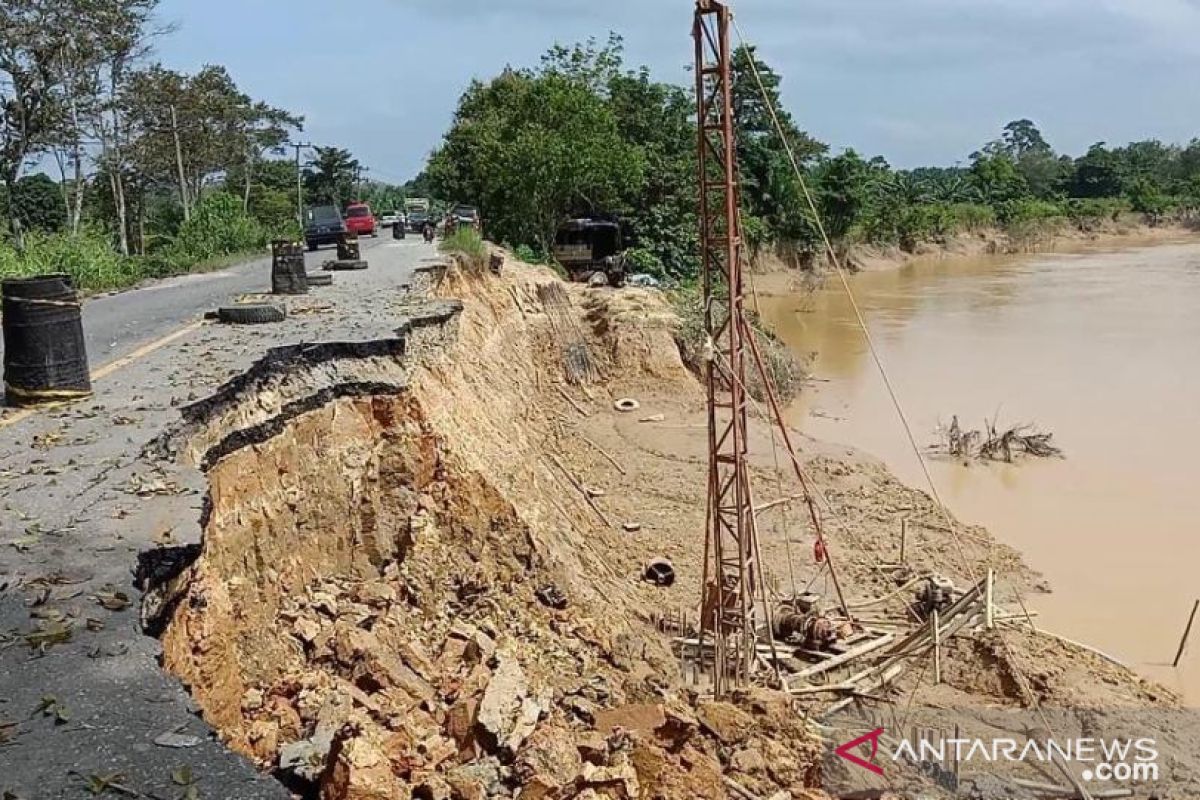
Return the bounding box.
[422,223,436,243]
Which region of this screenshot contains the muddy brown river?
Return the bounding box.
[758,238,1200,704]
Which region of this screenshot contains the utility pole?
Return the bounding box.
[170,104,190,222]
[288,141,312,227]
[353,165,367,202]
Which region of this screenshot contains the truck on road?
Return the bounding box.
[404,198,431,215]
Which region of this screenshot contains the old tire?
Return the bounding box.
[217,304,285,325]
[328,259,368,271]
[614,398,641,413]
[305,273,333,286]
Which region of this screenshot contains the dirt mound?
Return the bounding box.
[159,255,825,799]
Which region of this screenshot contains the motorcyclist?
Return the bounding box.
[422,221,436,243]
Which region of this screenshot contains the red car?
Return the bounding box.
[343,203,378,237]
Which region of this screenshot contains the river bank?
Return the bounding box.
[758,217,1199,275]
[756,235,1200,706]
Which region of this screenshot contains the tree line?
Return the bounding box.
[423,35,1200,279]
[1,0,405,289]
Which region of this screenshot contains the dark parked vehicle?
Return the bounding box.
[406,210,430,233]
[304,205,347,251]
[552,218,626,287]
[443,204,482,237]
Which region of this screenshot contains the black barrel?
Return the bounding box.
[392,222,405,240]
[337,233,361,261]
[2,274,92,407]
[271,239,308,295]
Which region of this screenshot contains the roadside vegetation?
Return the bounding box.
[670,283,804,401]
[0,0,408,293]
[438,227,488,271]
[423,35,1200,282]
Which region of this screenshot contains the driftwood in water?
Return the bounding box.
[934,415,1063,463]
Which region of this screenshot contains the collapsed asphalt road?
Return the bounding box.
[0,236,437,799]
[0,236,393,370]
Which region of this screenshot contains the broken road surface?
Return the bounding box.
[0,237,431,799]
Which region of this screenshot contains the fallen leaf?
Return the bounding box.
[36,695,69,725]
[171,766,194,786]
[84,772,128,796]
[29,607,67,623]
[95,587,131,612]
[8,536,38,553]
[24,620,73,650]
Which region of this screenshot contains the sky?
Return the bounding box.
[154,0,1200,183]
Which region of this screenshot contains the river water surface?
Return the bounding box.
[758,239,1200,703]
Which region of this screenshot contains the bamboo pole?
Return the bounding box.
[933,608,942,684]
[985,569,995,630]
[1173,599,1200,668]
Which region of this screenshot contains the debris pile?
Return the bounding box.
[933,415,1063,463]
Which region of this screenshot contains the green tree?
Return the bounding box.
[539,33,625,96]
[124,65,301,220]
[815,149,874,241]
[230,159,301,237]
[235,101,303,211]
[1068,143,1123,198]
[1178,139,1200,185]
[1113,140,1176,195]
[978,120,1064,199]
[3,173,66,232]
[730,45,827,244]
[607,69,697,277]
[403,171,434,201]
[358,180,406,213]
[427,64,642,252]
[968,151,1029,205]
[304,146,360,209]
[0,0,68,247]
[1125,176,1168,218]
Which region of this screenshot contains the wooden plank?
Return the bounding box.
[820,579,989,717]
[791,633,895,682]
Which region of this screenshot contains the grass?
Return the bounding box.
[0,229,266,297]
[0,230,151,292]
[439,228,488,271]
